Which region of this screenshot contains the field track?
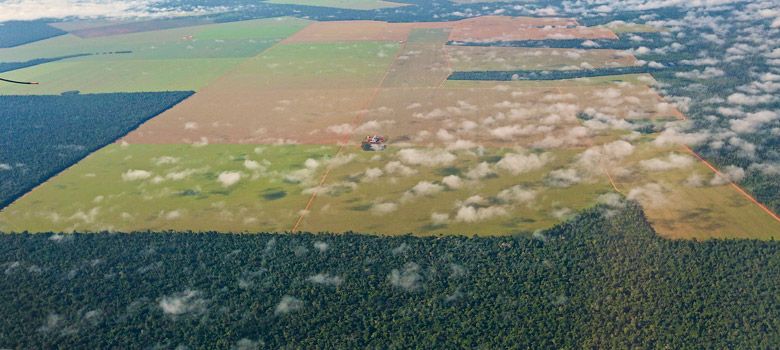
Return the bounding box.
[292,41,408,232]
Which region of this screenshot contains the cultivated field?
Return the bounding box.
[0,58,247,94]
[264,0,408,10]
[121,88,377,145]
[0,144,338,233]
[3,16,779,239]
[605,143,780,239]
[282,21,413,43]
[448,47,638,71]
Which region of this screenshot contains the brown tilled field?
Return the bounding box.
[448,47,638,71]
[121,88,376,145]
[380,43,452,88]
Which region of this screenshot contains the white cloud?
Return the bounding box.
[397,149,456,167]
[453,205,508,222]
[217,171,241,187]
[0,0,204,22]
[160,290,207,316]
[307,273,343,286]
[639,153,695,171]
[388,262,423,291]
[371,202,398,215]
[711,165,745,185]
[495,185,536,203]
[441,175,463,189]
[495,152,552,175]
[275,296,303,315]
[121,169,152,181]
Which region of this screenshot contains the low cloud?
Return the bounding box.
[639,153,695,171]
[217,171,242,187]
[496,152,552,175]
[388,262,423,292]
[0,0,207,22]
[495,185,536,204]
[711,165,745,185]
[398,149,456,167]
[275,296,304,315]
[627,183,668,207]
[160,290,207,316]
[122,169,152,181]
[307,273,343,286]
[371,202,399,215]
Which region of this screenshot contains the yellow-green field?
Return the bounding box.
[2,16,778,240]
[0,144,337,233]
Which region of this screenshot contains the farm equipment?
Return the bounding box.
[361,135,387,151]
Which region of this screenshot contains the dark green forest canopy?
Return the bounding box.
[2,201,780,349]
[0,20,66,48]
[0,92,193,210]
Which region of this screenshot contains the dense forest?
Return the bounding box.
[0,91,193,209]
[1,200,779,349]
[0,54,92,73]
[0,20,66,48]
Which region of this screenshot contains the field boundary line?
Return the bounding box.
[558,85,624,194]
[645,85,687,121]
[437,44,453,88]
[291,42,407,232]
[679,144,780,224]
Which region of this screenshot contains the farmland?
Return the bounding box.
[1,16,779,239]
[0,144,338,233]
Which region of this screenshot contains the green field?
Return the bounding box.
[265,0,407,10]
[298,147,615,235]
[211,41,402,89]
[0,58,247,94]
[0,144,340,233]
[194,17,311,40]
[0,17,309,62]
[608,144,780,239]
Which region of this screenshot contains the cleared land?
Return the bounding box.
[0,17,310,62]
[205,42,401,90]
[381,43,451,88]
[265,0,408,10]
[433,16,617,42]
[282,21,413,43]
[441,74,658,88]
[0,58,246,94]
[0,144,339,233]
[121,88,377,145]
[606,144,780,239]
[4,17,777,240]
[296,147,615,235]
[448,47,638,71]
[339,86,590,148]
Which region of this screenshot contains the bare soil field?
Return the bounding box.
[448,47,638,71]
[121,88,376,145]
[416,16,616,42]
[282,21,414,43]
[381,43,451,88]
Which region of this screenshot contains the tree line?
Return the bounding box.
[2,201,780,349]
